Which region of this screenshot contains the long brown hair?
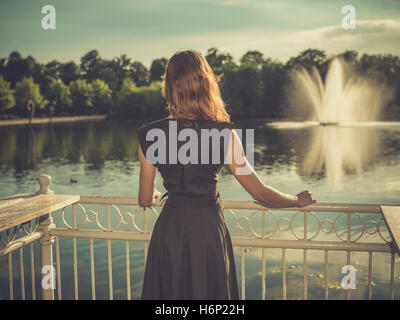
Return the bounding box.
[161,50,230,122]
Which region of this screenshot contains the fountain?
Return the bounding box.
[287,57,392,125]
[271,57,396,187]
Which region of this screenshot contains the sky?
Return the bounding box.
[0,0,399,67]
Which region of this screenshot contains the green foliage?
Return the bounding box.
[80,51,150,92]
[338,50,358,63]
[80,50,101,81]
[14,77,47,113]
[358,54,400,118]
[46,78,72,112]
[1,48,400,119]
[205,48,236,75]
[91,79,113,113]
[260,60,287,118]
[45,60,62,80]
[111,54,133,90]
[116,79,166,118]
[4,52,36,87]
[60,61,81,84]
[69,79,94,114]
[150,58,167,82]
[130,61,150,86]
[96,64,119,94]
[240,50,265,70]
[0,76,15,111]
[286,49,327,76]
[222,66,261,117]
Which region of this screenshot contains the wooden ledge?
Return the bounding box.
[381,206,400,256]
[0,193,80,232]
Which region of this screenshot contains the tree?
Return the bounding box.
[14,77,47,114]
[129,61,149,86]
[142,81,166,115]
[80,50,102,80]
[45,60,62,80]
[9,51,22,60]
[93,56,131,93]
[110,55,132,91]
[0,75,15,112]
[339,50,358,63]
[60,61,81,84]
[69,79,94,114]
[150,58,167,83]
[240,50,265,70]
[222,66,261,117]
[358,54,400,118]
[4,51,35,87]
[91,79,113,113]
[96,64,119,96]
[46,78,72,112]
[286,49,327,74]
[260,60,287,118]
[0,58,6,76]
[118,77,136,98]
[116,78,165,118]
[31,62,46,89]
[205,48,235,75]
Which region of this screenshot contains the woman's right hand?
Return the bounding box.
[296,190,316,207]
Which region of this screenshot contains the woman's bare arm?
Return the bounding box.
[138,144,161,207]
[225,129,316,208]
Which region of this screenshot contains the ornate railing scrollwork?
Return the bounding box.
[0,218,40,251]
[50,199,393,245]
[58,203,160,233]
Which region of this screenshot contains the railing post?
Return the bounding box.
[36,174,56,300]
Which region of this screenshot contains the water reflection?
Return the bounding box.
[260,121,400,188]
[1,120,400,188]
[0,121,141,173]
[299,126,382,187]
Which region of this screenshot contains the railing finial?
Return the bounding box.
[37,174,54,195]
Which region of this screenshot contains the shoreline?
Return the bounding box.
[1,115,400,127]
[0,115,107,127]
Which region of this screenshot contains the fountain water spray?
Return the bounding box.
[287,57,392,124]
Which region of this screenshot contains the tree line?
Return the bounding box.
[0,48,399,120]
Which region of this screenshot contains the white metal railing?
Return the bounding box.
[1,176,399,300]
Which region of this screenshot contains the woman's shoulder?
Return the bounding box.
[138,117,234,134]
[137,117,170,132]
[200,119,235,130]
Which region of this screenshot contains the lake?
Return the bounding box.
[1,118,400,299]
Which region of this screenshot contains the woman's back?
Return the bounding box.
[138,117,234,198]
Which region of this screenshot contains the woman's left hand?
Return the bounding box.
[296,190,316,207]
[154,189,161,200]
[154,188,168,205]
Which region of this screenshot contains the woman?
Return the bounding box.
[138,50,316,300]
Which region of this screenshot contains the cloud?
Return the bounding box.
[290,19,400,43]
[279,19,400,57]
[117,18,400,66]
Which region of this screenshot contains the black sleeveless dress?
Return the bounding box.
[138,117,239,300]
